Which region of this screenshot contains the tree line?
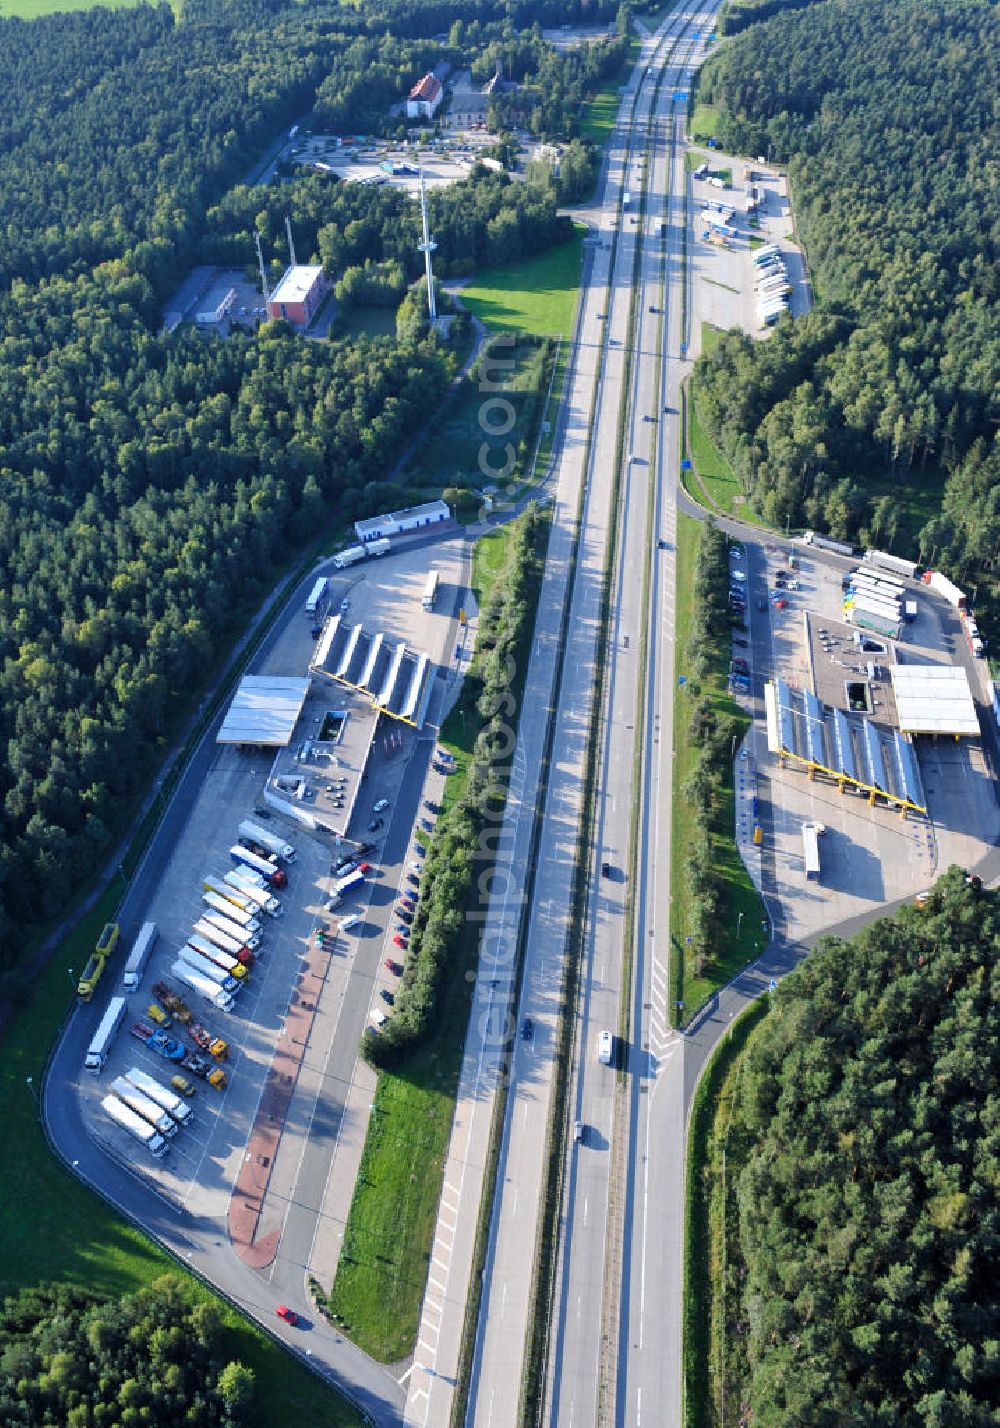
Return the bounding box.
[0,1277,255,1426]
[0,0,584,976]
[692,0,1000,644]
[711,867,997,1425]
[362,503,548,1068]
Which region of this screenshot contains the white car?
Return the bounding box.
[408,861,424,874]
[340,914,361,933]
[730,570,747,582]
[370,1008,388,1029]
[373,798,390,813]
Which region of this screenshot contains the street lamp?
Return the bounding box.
[25,1076,37,1107]
[737,910,744,940]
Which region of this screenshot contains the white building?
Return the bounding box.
[355,500,451,543]
[407,73,444,120]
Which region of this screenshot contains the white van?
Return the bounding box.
[597,1030,615,1065]
[340,914,361,933]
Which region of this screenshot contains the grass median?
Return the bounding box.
[683,996,770,1428]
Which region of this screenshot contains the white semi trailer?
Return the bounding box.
[85,995,128,1072]
[109,1076,178,1137]
[170,959,235,1013]
[238,819,295,863]
[225,868,281,915]
[122,922,158,990]
[187,934,248,981]
[203,874,256,913]
[194,917,251,960]
[123,1067,193,1125]
[204,890,260,933]
[102,1094,169,1157]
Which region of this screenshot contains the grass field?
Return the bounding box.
[328,522,541,1362]
[331,305,398,340]
[400,333,553,500]
[460,229,584,339]
[670,513,767,1021]
[0,0,148,14]
[690,102,721,142]
[0,892,361,1425]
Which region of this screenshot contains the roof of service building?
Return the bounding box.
[268,264,324,307]
[889,663,980,737]
[216,676,311,746]
[409,74,442,102]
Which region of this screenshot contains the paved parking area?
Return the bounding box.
[732,538,997,941]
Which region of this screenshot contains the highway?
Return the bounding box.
[540,12,717,1428]
[463,9,716,1426]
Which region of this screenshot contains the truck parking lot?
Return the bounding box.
[68,525,475,1289]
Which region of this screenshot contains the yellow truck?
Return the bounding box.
[77,954,106,1002]
[95,922,120,958]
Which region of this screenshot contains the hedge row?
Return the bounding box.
[681,520,746,976]
[361,503,548,1069]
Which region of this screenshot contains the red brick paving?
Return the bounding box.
[228,935,332,1267]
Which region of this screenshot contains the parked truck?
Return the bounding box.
[170,959,236,1013]
[102,1094,168,1157]
[151,982,193,1023]
[78,953,106,1002]
[96,922,120,959]
[333,544,365,569]
[238,819,296,864]
[225,868,281,915]
[109,1076,178,1137]
[84,995,128,1072]
[131,1020,186,1061]
[177,946,240,996]
[123,1066,193,1125]
[204,889,261,933]
[122,921,157,990]
[195,917,254,962]
[203,873,256,912]
[367,537,391,557]
[229,843,285,885]
[187,932,248,981]
[189,1023,228,1059]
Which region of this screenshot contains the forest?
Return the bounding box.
[0,0,583,978]
[0,1277,254,1425]
[692,0,1000,643]
[713,867,998,1425]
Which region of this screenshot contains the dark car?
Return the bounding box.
[601,861,613,878]
[521,1018,533,1041]
[368,816,383,832]
[384,959,403,976]
[396,907,413,923]
[380,989,395,1006]
[757,599,768,612]
[731,658,750,676]
[407,872,420,886]
[733,636,749,648]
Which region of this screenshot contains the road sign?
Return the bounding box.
[769,978,778,992]
[681,458,692,470]
[678,675,687,686]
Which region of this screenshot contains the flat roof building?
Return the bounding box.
[266,264,328,328]
[216,676,311,747]
[890,663,980,737]
[355,500,451,543]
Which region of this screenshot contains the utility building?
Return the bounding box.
[266,265,328,328]
[355,500,451,543]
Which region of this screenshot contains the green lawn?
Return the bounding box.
[690,102,721,142]
[460,228,584,340]
[400,333,553,498]
[670,514,767,1022]
[0,892,361,1425]
[687,387,744,516]
[0,0,149,13]
[328,522,540,1362]
[331,305,398,340]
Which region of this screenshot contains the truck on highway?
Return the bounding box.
[78,953,106,1002]
[230,843,285,885]
[333,544,365,569]
[367,537,391,557]
[204,889,261,933]
[123,1066,193,1125]
[195,916,254,962]
[101,1094,168,1157]
[109,1075,178,1137]
[187,933,248,981]
[225,868,281,916]
[238,819,296,864]
[171,958,236,1012]
[84,995,128,1072]
[623,190,631,208]
[177,945,241,995]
